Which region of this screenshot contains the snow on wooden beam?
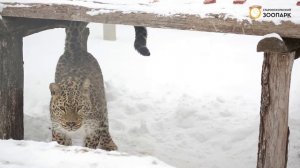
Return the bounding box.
[1,2,300,39]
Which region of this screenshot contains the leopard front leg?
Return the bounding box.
[52,130,72,146]
[98,130,118,151]
[84,131,101,149]
[84,130,117,151]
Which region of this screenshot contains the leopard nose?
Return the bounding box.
[66,122,76,127]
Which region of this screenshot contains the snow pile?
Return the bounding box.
[262,33,283,41]
[0,0,299,24]
[0,140,174,168]
[18,24,300,168]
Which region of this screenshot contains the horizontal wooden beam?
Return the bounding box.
[0,17,72,37]
[1,2,300,38]
[257,37,300,53]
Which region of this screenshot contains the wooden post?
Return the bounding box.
[256,36,300,168]
[0,23,24,140]
[0,17,71,139]
[103,24,116,41]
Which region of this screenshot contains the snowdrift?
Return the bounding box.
[0,140,174,168]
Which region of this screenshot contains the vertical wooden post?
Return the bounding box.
[0,17,71,140]
[103,24,116,41]
[256,36,300,168]
[0,30,24,140]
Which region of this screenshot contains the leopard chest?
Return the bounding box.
[66,127,86,146]
[59,125,94,146]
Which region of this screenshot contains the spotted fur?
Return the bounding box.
[50,21,117,151]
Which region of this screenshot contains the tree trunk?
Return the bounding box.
[256,51,295,168]
[0,34,24,140]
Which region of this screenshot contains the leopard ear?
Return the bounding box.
[49,83,60,96]
[82,79,91,97]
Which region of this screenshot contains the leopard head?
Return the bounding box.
[49,78,92,131]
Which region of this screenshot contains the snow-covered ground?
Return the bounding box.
[0,140,174,168]
[2,24,299,168]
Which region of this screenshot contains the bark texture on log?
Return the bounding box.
[256,51,294,168]
[1,3,300,38]
[1,17,73,37]
[0,33,24,140]
[0,17,72,140]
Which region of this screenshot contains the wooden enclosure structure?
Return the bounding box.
[0,1,299,168]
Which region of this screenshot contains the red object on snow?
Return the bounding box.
[203,0,216,4]
[297,1,300,6]
[233,0,246,4]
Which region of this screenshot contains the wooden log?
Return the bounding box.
[256,35,295,168]
[2,17,73,37]
[0,25,24,140]
[257,37,288,53]
[258,36,300,59]
[0,17,73,140]
[1,3,300,39]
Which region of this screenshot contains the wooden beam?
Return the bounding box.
[258,37,300,59]
[0,17,76,140]
[257,37,288,53]
[1,3,300,38]
[256,36,295,168]
[1,17,73,37]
